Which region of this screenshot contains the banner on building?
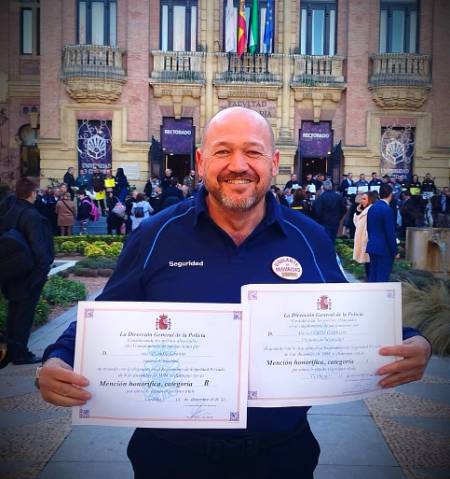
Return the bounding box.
[160,118,194,155]
[380,126,414,180]
[299,121,333,158]
[77,120,112,173]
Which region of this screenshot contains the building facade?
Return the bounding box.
[1,0,449,189]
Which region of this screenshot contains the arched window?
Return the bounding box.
[78,0,117,46]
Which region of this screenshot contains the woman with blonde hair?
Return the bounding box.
[353,191,378,279]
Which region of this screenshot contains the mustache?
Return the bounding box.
[218,173,258,182]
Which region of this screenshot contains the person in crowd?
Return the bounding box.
[159,177,184,210]
[431,187,450,227]
[37,107,431,479]
[270,185,289,207]
[92,166,106,215]
[353,191,378,279]
[124,189,138,234]
[144,176,153,199]
[63,167,76,200]
[368,172,382,189]
[409,174,422,196]
[0,177,54,367]
[340,172,354,197]
[290,188,312,217]
[312,180,347,244]
[105,188,124,235]
[160,168,174,192]
[114,167,129,203]
[40,187,58,235]
[396,175,409,194]
[312,173,324,192]
[183,169,198,197]
[55,192,76,236]
[382,174,391,184]
[104,169,116,192]
[366,184,399,282]
[131,192,153,231]
[355,173,369,188]
[284,173,299,190]
[421,173,437,194]
[76,168,92,191]
[76,190,93,235]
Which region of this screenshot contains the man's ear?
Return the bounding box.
[271,150,280,177]
[196,148,204,179]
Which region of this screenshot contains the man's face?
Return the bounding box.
[360,174,365,181]
[80,169,85,175]
[348,173,353,180]
[306,174,312,181]
[372,173,377,179]
[93,167,99,174]
[443,187,449,196]
[196,109,279,212]
[291,174,297,181]
[165,169,172,177]
[190,170,196,177]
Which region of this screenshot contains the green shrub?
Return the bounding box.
[77,240,89,254]
[60,241,78,253]
[84,244,106,257]
[77,257,117,269]
[42,275,87,306]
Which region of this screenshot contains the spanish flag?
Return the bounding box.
[237,0,247,56]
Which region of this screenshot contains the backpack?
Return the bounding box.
[84,198,100,221]
[112,201,126,218]
[133,206,145,218]
[0,208,35,284]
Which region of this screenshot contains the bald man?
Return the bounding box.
[38,108,431,478]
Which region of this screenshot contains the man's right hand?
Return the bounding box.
[38,357,91,407]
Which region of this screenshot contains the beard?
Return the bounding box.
[203,176,267,212]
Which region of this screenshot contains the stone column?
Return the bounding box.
[279,0,292,142]
[204,0,216,123]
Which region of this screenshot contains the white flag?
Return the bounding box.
[225,0,237,52]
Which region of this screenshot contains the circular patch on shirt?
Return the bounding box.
[272,256,302,280]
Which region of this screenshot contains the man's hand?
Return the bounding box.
[377,335,432,388]
[38,357,91,407]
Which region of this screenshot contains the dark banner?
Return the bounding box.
[380,127,414,181]
[77,120,112,173]
[161,118,194,155]
[300,121,332,158]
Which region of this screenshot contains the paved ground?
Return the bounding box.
[1,293,449,479]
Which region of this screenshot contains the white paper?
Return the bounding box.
[357,185,369,193]
[370,185,381,193]
[243,283,402,407]
[73,301,249,428]
[347,186,357,195]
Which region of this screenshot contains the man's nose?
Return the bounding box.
[228,151,248,172]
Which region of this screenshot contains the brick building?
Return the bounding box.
[0,0,449,189]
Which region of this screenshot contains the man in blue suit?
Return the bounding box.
[366,184,399,282]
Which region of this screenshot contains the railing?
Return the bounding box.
[215,53,282,83]
[369,53,431,87]
[61,44,126,80]
[150,51,206,82]
[291,55,345,85]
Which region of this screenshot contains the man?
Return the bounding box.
[431,187,450,227]
[339,172,353,197]
[92,166,106,215]
[182,169,197,196]
[76,168,92,191]
[38,108,430,479]
[312,180,347,244]
[284,173,299,190]
[63,167,76,200]
[160,168,175,192]
[421,172,437,194]
[366,183,399,282]
[355,173,369,188]
[369,172,382,188]
[0,177,54,367]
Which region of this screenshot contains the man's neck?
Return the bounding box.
[205,196,266,246]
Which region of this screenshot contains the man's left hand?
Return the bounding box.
[377,335,432,388]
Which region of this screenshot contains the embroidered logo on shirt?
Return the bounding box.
[272,256,302,280]
[168,260,204,268]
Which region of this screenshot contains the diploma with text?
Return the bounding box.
[243,283,402,407]
[73,302,249,428]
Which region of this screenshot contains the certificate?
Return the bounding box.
[347,186,357,195]
[357,185,369,193]
[73,301,249,428]
[243,283,402,407]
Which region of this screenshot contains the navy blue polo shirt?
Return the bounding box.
[43,188,417,438]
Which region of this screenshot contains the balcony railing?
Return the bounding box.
[369,53,431,87]
[150,51,205,82]
[61,44,126,80]
[291,55,345,85]
[215,53,282,83]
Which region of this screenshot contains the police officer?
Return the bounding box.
[37,108,431,479]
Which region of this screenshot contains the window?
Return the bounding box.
[160,1,198,52]
[300,1,336,56]
[20,1,40,55]
[379,1,418,53]
[78,0,117,46]
[223,0,275,54]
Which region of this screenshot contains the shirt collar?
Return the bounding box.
[193,186,288,237]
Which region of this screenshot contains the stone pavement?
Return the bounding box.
[1,296,449,479]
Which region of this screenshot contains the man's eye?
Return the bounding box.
[246,150,263,158]
[215,150,230,156]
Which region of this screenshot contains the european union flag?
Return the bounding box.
[263,0,273,53]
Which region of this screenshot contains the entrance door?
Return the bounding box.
[302,157,326,182]
[167,154,191,183]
